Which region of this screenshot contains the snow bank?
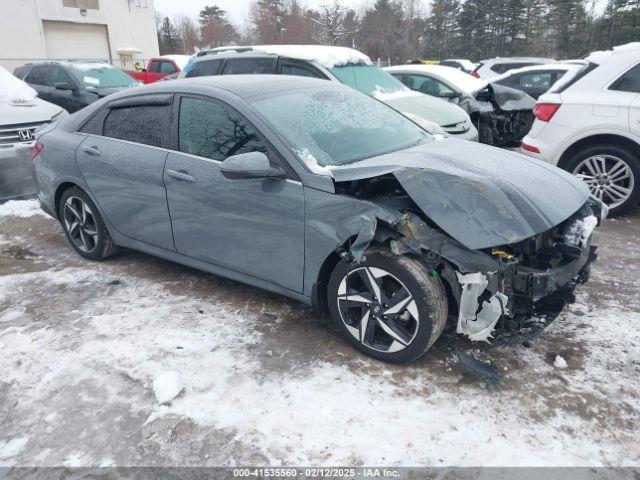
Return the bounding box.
[0,306,26,323]
[251,45,371,69]
[0,200,45,218]
[0,437,28,461]
[0,66,37,105]
[153,371,184,404]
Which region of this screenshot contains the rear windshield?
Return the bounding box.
[249,85,430,168]
[70,65,138,88]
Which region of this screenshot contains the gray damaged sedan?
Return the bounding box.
[32,75,605,363]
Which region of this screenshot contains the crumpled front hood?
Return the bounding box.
[332,138,591,250]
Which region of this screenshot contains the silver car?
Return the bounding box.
[33,75,603,363]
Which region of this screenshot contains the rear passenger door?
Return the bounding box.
[163,95,305,292]
[76,95,175,251]
[221,58,277,75]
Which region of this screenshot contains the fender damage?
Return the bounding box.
[329,144,605,343]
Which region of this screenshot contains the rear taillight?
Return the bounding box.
[471,70,480,78]
[31,141,44,161]
[521,143,541,154]
[533,103,560,122]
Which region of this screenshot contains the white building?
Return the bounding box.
[0,0,160,72]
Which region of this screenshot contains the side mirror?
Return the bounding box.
[220,152,285,180]
[55,82,76,92]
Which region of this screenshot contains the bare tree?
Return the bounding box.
[307,1,348,45]
[174,14,200,54]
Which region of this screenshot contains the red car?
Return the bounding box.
[126,55,191,84]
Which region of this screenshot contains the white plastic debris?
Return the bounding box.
[152,371,184,404]
[553,355,568,369]
[456,272,508,342]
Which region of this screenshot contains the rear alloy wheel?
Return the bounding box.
[328,248,448,363]
[58,187,118,260]
[566,144,640,216]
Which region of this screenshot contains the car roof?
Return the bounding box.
[117,74,338,99]
[196,45,372,69]
[21,60,114,68]
[190,51,278,64]
[480,57,555,64]
[586,42,640,65]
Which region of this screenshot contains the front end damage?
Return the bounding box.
[458,84,536,147]
[331,163,605,348]
[393,206,601,345]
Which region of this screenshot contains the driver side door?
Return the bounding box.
[164,95,305,293]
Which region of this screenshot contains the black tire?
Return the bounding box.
[327,248,448,363]
[58,186,118,260]
[563,143,640,217]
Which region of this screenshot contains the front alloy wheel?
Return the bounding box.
[337,266,420,353]
[327,248,448,363]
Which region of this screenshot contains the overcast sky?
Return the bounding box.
[153,0,607,31]
[154,0,379,29]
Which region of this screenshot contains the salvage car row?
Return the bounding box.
[5,43,640,214]
[0,43,638,363]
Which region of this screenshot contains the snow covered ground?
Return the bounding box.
[0,200,638,467]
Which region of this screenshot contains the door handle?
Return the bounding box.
[82,145,101,156]
[166,169,196,183]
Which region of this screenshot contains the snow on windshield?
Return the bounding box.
[250,86,429,169]
[0,66,37,105]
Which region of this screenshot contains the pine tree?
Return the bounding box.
[199,5,237,48]
[159,17,181,54]
[251,0,287,43]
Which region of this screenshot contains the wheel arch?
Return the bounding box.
[54,181,80,219]
[311,237,355,316]
[558,133,640,170]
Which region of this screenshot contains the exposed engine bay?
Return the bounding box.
[334,172,604,345]
[457,83,536,147]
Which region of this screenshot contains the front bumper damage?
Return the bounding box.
[381,199,603,346]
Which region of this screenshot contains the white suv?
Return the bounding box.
[521,43,640,216]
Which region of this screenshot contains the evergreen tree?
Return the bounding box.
[159,17,181,54]
[199,5,237,48]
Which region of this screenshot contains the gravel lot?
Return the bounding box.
[0,200,639,467]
